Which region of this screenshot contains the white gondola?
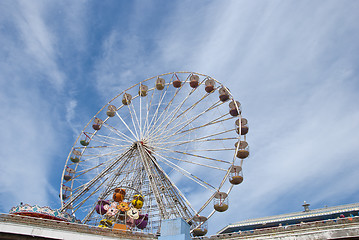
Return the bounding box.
[189,74,199,88]
[219,87,230,102]
[106,105,116,117]
[205,78,215,93]
[80,133,90,146]
[173,78,181,88]
[122,93,132,105]
[92,117,103,131]
[64,167,75,181]
[229,100,241,116]
[214,192,229,212]
[229,165,243,185]
[192,215,208,237]
[139,85,148,97]
[70,150,81,163]
[235,140,249,159]
[235,118,249,135]
[156,77,165,90]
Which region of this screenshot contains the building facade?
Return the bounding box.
[212,202,359,240]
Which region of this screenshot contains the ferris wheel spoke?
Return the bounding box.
[102,122,136,143]
[83,157,138,223]
[80,147,129,160]
[166,75,207,123]
[154,85,213,138]
[178,115,234,135]
[153,150,227,172]
[88,136,133,149]
[85,141,131,152]
[162,128,235,149]
[145,74,188,140]
[153,126,235,151]
[153,146,231,165]
[75,154,121,174]
[196,194,216,217]
[153,151,217,192]
[152,100,225,143]
[143,81,172,140]
[149,77,202,140]
[69,147,130,165]
[164,105,226,142]
[145,88,179,140]
[74,162,108,176]
[89,131,134,145]
[142,85,156,140]
[127,94,142,139]
[81,139,130,150]
[72,165,135,217]
[137,144,168,219]
[67,155,121,184]
[70,158,134,210]
[187,148,235,152]
[113,112,138,140]
[154,121,238,146]
[72,176,109,213]
[139,88,158,140]
[61,147,134,211]
[77,144,129,150]
[159,137,238,151]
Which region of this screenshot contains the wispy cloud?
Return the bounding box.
[15,0,65,90]
[0,0,83,211]
[0,87,58,210]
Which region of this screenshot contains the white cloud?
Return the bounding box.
[66,100,77,123]
[15,0,66,90]
[0,86,58,211]
[0,0,75,211]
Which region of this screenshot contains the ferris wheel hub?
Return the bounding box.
[131,141,154,155]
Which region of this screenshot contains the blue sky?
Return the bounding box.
[1,0,359,234]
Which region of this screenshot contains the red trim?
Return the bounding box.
[13,212,68,222]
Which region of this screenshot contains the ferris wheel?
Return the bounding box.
[59,72,249,235]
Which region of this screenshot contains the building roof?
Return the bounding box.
[218,202,359,234]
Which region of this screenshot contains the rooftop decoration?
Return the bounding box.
[9,204,79,223]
